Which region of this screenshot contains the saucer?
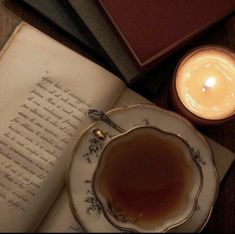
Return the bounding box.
[67,104,219,233]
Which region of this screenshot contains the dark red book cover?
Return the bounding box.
[98,0,235,68]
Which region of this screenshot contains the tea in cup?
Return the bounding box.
[92,126,203,232]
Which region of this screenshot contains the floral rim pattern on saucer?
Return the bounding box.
[66,104,219,233]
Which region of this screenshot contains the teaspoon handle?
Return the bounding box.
[88,109,125,134]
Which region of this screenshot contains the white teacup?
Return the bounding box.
[92,126,203,233]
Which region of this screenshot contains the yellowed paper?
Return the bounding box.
[0,23,125,232]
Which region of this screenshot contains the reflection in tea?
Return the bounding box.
[97,128,194,228]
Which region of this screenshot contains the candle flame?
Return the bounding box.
[202,76,216,92]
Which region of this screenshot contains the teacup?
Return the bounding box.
[92,126,203,233]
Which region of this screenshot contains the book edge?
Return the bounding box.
[67,0,140,82]
[0,22,27,61]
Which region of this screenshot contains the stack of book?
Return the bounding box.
[21,0,235,87]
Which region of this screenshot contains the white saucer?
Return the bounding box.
[67,104,219,233]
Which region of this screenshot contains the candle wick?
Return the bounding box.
[202,85,209,92]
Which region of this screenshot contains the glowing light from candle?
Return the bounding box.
[202,76,216,92]
[175,47,235,120]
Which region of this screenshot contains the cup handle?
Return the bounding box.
[92,128,112,144]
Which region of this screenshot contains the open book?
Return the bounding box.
[0,23,234,232]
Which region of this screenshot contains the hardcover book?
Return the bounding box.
[98,0,235,68]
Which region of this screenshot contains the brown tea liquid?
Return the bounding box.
[98,129,194,228]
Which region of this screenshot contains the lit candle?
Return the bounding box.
[171,46,235,125]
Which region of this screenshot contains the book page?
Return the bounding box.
[37,88,234,232]
[37,187,82,233]
[0,23,125,232]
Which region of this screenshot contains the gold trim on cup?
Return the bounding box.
[92,125,203,233]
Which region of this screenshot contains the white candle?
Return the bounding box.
[175,47,235,121]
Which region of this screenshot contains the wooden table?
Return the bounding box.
[0,0,234,232]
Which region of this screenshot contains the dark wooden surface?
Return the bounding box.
[0,0,234,232]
